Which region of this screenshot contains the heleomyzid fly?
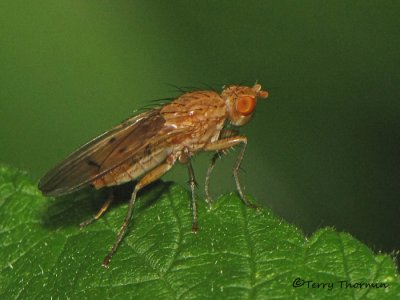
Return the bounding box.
[39,83,269,267]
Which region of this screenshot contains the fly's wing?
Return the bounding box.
[38,109,170,196]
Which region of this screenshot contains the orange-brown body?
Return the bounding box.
[93,90,227,189]
[38,83,268,267]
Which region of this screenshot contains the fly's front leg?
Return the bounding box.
[205,129,239,206]
[102,155,176,267]
[180,147,199,232]
[80,190,113,228]
[204,136,258,208]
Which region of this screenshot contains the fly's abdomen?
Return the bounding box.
[92,146,172,189]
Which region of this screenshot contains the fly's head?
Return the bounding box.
[222,83,269,126]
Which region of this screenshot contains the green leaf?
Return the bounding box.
[0,164,399,299]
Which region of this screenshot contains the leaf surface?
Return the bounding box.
[0,165,399,299]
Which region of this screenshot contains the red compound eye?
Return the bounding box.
[236,96,256,116]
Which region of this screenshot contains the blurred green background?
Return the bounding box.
[1,1,399,256]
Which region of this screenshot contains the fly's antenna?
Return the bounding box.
[253,83,269,99]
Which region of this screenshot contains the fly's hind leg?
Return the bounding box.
[181,147,199,232]
[102,155,176,267]
[80,190,113,228]
[205,152,219,207]
[204,136,258,209]
[187,156,199,232]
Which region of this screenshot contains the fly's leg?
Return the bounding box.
[232,138,258,208]
[80,191,113,228]
[204,136,258,208]
[204,152,219,207]
[180,147,199,232]
[102,156,176,268]
[204,129,238,207]
[186,156,199,232]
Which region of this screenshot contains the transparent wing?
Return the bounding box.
[39,109,172,196]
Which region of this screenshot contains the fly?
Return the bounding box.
[38,83,269,267]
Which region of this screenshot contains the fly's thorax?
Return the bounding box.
[222,83,268,126]
[161,90,226,122]
[160,90,227,151]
